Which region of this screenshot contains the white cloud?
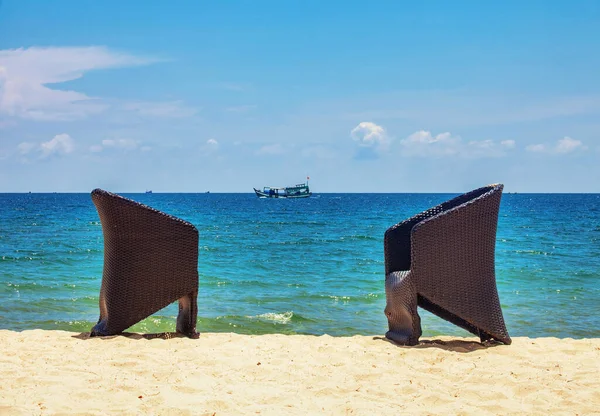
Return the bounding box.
[526,137,586,154]
[401,130,460,157]
[256,143,285,155]
[40,134,74,158]
[90,145,103,153]
[469,139,494,149]
[400,130,514,158]
[15,134,74,159]
[350,122,389,151]
[555,136,584,153]
[121,101,198,118]
[90,138,142,152]
[501,140,516,149]
[17,142,35,154]
[102,138,139,150]
[526,144,546,153]
[0,46,157,121]
[203,138,219,153]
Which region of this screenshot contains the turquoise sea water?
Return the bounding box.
[1,192,599,338]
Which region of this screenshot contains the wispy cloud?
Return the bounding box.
[121,100,198,118]
[301,145,337,159]
[18,133,75,158]
[525,144,546,153]
[225,105,257,113]
[343,91,600,127]
[401,130,460,157]
[526,136,586,154]
[0,46,158,121]
[200,138,219,154]
[17,142,35,155]
[555,136,585,153]
[0,119,17,129]
[40,133,74,157]
[400,130,515,158]
[256,143,285,155]
[501,140,516,149]
[90,138,143,153]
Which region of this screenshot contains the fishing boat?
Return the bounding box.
[254,178,312,198]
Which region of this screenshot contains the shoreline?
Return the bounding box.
[2,330,599,415]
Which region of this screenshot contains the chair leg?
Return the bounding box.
[90,319,109,337]
[90,289,109,337]
[176,290,199,338]
[385,271,421,345]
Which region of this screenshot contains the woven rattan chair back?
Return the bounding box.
[384,184,511,345]
[90,189,199,337]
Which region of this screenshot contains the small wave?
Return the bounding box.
[0,256,18,262]
[328,295,351,302]
[514,249,554,256]
[343,235,378,242]
[246,311,294,324]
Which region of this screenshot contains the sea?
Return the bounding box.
[1,192,599,339]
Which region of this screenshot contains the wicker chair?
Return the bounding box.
[384,184,511,345]
[90,189,199,337]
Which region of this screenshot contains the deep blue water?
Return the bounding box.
[1,192,599,338]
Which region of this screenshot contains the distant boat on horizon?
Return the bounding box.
[145,190,153,194]
[254,177,312,199]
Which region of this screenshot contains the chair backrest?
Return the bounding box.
[91,189,199,336]
[385,184,511,344]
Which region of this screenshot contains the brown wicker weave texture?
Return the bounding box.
[90,189,199,338]
[384,184,511,346]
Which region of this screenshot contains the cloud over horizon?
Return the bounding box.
[526,136,586,154]
[121,100,198,119]
[18,133,75,159]
[200,138,219,154]
[400,130,516,158]
[351,122,389,149]
[256,143,285,156]
[350,122,389,160]
[90,138,146,153]
[0,46,157,121]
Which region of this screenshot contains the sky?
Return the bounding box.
[0,0,599,193]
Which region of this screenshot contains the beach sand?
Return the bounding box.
[1,330,599,415]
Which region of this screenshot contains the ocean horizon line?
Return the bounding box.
[2,191,600,195]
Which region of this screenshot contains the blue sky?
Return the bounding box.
[1,0,599,192]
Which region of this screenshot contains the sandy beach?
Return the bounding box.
[1,330,599,415]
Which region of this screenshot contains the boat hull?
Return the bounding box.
[253,188,311,198]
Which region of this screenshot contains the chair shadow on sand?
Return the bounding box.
[72,332,501,353]
[372,336,505,353]
[72,331,190,341]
